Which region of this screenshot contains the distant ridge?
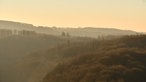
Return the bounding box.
[0,20,138,38]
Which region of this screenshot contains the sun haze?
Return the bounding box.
[0,0,146,32]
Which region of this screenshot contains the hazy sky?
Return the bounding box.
[0,0,146,32]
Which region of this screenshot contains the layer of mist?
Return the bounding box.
[0,20,145,82]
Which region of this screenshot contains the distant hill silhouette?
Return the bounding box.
[0,20,138,38]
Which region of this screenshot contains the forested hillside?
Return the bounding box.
[43,35,146,82]
[0,0,145,81]
[0,20,144,82]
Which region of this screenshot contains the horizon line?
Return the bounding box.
[0,19,144,33]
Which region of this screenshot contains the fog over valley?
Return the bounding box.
[0,20,145,82]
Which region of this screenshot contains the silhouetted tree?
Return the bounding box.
[61,32,66,37]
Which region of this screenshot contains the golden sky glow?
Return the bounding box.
[0,0,146,32]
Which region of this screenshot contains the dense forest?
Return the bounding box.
[43,35,146,82]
